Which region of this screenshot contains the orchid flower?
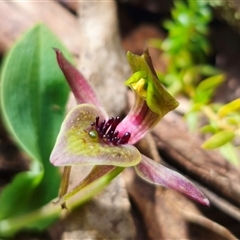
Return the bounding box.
[50,49,209,208]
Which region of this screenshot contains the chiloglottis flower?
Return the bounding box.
[50,49,210,207]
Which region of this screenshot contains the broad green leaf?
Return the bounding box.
[0,23,71,233]
[202,130,235,149]
[218,98,240,118]
[0,164,43,219]
[1,23,71,163]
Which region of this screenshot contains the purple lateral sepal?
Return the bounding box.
[135,155,210,206]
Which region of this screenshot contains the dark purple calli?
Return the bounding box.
[50,49,209,207]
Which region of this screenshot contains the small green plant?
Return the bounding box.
[151,0,240,164]
[201,99,240,164]
[151,0,216,96]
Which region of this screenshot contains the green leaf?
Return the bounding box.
[218,98,240,118]
[219,143,240,165]
[0,164,43,220]
[200,124,216,134]
[0,23,71,233]
[202,130,235,149]
[1,23,71,162]
[226,115,240,126]
[196,74,225,92]
[194,74,225,103]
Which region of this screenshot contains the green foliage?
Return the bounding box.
[162,0,211,66]
[218,99,240,117]
[202,130,235,149]
[200,99,240,165]
[0,23,72,236]
[152,0,215,97]
[151,0,240,165]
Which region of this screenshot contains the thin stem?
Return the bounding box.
[202,105,218,122]
[58,166,71,209]
[53,165,116,206]
[202,106,237,132]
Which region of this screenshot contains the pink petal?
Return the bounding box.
[50,104,141,167]
[117,95,161,144]
[135,155,210,206]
